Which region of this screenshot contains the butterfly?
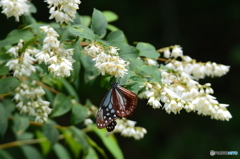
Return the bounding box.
[96,83,138,132]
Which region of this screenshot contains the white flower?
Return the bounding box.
[0,0,30,21]
[14,83,52,123]
[84,44,102,56]
[148,97,161,108]
[6,52,36,77]
[36,26,75,78]
[46,0,81,24]
[145,58,157,65]
[84,119,93,125]
[93,51,129,78]
[109,46,119,55]
[138,63,231,121]
[162,48,170,58]
[113,119,147,140]
[171,45,183,58]
[35,50,51,64]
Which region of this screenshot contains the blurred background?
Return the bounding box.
[1,0,240,158]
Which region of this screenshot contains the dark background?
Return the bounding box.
[1,0,240,158]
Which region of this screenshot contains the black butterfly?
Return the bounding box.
[96,83,137,132]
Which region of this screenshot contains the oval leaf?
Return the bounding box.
[53,143,71,159]
[0,77,20,95]
[103,11,118,22]
[69,25,95,41]
[0,65,9,76]
[71,104,88,125]
[21,145,42,159]
[0,104,8,138]
[0,150,14,159]
[35,130,51,155]
[51,93,72,117]
[43,124,59,145]
[69,126,89,156]
[106,30,127,45]
[91,9,107,36]
[13,114,29,138]
[92,125,124,159]
[119,44,139,60]
[136,42,159,58]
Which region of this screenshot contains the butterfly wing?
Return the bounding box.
[112,84,138,117]
[96,88,120,129]
[106,120,117,132]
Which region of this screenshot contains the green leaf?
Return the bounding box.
[86,129,107,158]
[53,143,71,159]
[69,126,90,156]
[119,44,139,60]
[129,58,144,70]
[91,125,124,159]
[62,129,82,158]
[35,130,51,156]
[91,9,108,36]
[51,93,72,117]
[1,99,15,116]
[73,41,82,61]
[118,71,135,85]
[0,77,21,95]
[103,11,118,22]
[43,124,59,145]
[107,24,120,32]
[135,65,161,82]
[0,104,8,138]
[136,42,159,58]
[0,150,14,159]
[71,12,81,25]
[124,75,146,93]
[21,145,42,159]
[86,147,98,159]
[69,61,80,83]
[12,114,29,138]
[59,78,80,103]
[106,30,127,45]
[69,25,95,41]
[71,104,88,125]
[60,29,72,43]
[80,15,91,27]
[28,2,37,13]
[0,29,34,48]
[17,132,34,140]
[19,36,41,54]
[0,52,11,63]
[0,64,9,76]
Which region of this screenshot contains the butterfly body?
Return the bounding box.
[96,83,137,132]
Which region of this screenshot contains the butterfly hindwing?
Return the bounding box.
[106,120,117,132]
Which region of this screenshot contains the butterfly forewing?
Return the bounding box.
[113,84,138,117]
[96,88,119,129]
[96,83,138,131]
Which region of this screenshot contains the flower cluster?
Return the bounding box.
[138,45,232,121]
[113,119,147,140]
[35,26,75,78]
[14,81,52,123]
[5,39,52,123]
[5,40,38,78]
[161,45,230,80]
[45,0,81,24]
[84,43,129,78]
[0,0,30,21]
